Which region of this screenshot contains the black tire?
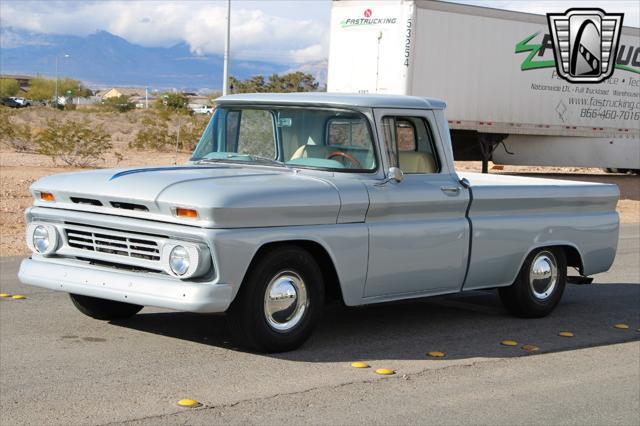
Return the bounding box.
[226,245,324,353]
[499,248,567,318]
[69,294,143,320]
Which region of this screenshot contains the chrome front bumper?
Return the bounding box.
[18,258,233,313]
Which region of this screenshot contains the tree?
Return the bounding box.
[102,95,135,112]
[229,75,267,93]
[229,72,319,94]
[267,72,319,93]
[158,92,190,112]
[27,76,91,101]
[58,78,92,98]
[0,79,20,97]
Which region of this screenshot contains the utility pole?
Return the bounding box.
[145,87,149,109]
[222,0,231,95]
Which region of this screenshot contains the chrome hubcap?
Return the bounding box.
[529,251,558,300]
[264,271,308,332]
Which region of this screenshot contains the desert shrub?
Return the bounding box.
[0,108,16,140]
[0,109,35,152]
[126,113,139,124]
[128,112,208,152]
[177,115,208,152]
[129,115,175,151]
[156,108,174,121]
[6,123,33,152]
[36,119,113,167]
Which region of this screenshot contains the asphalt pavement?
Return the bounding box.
[1,224,638,425]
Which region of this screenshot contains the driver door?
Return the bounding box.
[364,109,470,298]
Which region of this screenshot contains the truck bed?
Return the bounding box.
[459,172,619,290]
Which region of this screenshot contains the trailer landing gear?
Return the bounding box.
[478,133,509,173]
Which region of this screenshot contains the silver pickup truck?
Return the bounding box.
[19,93,619,352]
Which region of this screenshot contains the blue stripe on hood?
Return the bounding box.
[110,166,222,181]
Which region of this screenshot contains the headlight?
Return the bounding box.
[27,223,59,256]
[161,242,212,279]
[33,226,50,253]
[169,246,190,276]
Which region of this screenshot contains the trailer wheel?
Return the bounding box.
[499,248,567,318]
[226,245,324,353]
[69,294,143,320]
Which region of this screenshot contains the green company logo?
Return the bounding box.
[340,8,397,28]
[515,31,639,75]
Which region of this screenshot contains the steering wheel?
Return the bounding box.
[327,151,362,169]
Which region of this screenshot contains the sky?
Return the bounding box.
[1,0,638,65]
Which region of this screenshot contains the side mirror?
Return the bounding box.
[375,167,404,187]
[388,167,404,183]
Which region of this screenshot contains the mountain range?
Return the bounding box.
[0,27,327,91]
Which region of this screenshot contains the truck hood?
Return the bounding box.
[31,164,343,228]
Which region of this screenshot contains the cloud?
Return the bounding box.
[0,0,331,64]
[448,1,640,28]
[4,0,635,68]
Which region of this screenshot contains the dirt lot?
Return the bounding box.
[0,108,637,256]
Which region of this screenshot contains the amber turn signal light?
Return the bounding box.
[175,207,198,218]
[40,192,55,202]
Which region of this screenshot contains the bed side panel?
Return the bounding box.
[462,181,619,290]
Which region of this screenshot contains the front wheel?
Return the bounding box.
[69,294,143,320]
[226,245,324,353]
[499,248,567,318]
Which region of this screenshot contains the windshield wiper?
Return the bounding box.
[245,155,287,167]
[194,154,286,168]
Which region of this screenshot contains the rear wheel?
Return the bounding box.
[69,294,143,320]
[226,245,324,353]
[499,248,567,318]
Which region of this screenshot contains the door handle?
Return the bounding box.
[440,186,461,194]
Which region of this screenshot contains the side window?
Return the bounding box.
[381,116,440,174]
[236,109,276,158]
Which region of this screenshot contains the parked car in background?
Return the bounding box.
[0,97,23,108]
[18,93,620,353]
[9,97,31,107]
[192,105,214,114]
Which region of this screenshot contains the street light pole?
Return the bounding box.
[222,0,231,95]
[55,56,58,105]
[54,54,69,106]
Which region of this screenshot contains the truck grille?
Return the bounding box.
[64,226,161,261]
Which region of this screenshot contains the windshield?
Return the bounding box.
[191,106,378,172]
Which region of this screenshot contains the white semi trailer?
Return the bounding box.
[327,0,640,172]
